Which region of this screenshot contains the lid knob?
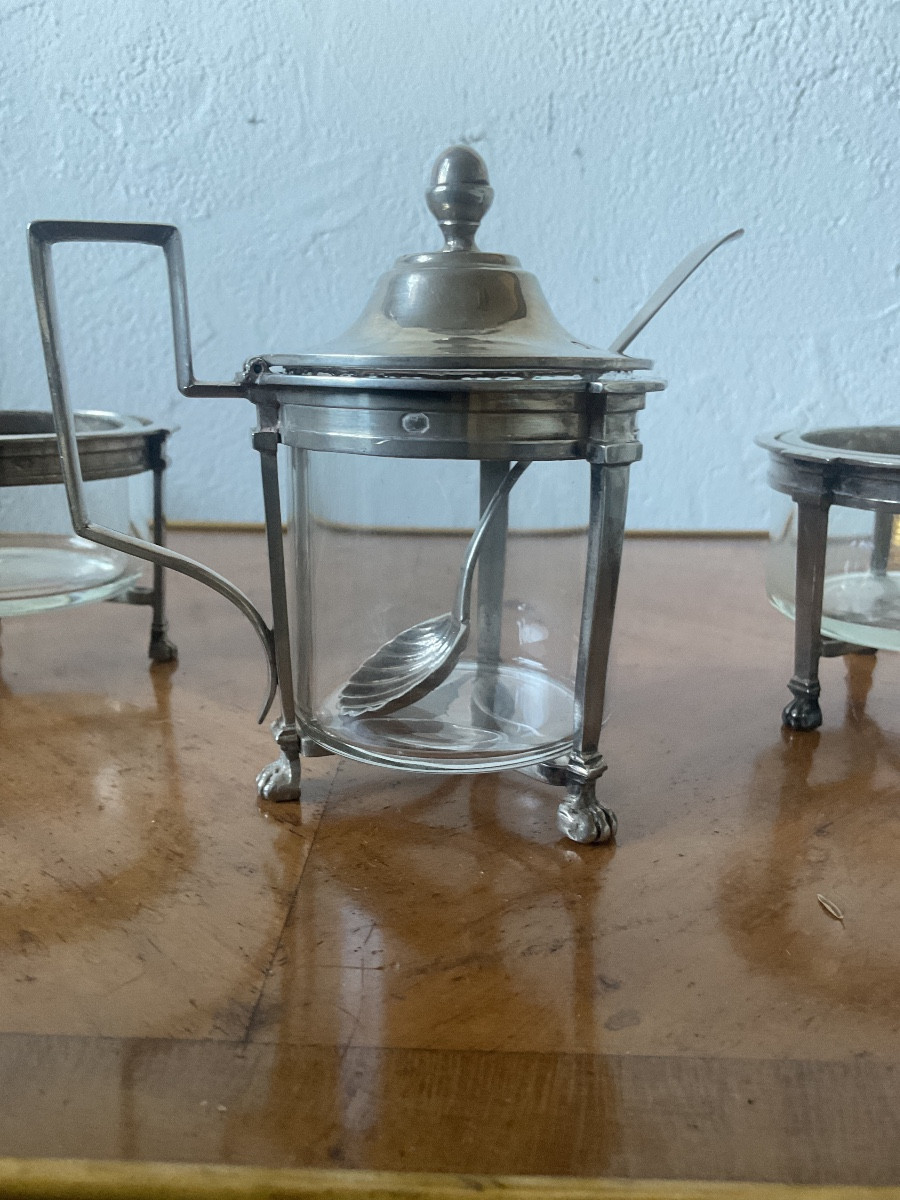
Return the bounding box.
[426,145,494,253]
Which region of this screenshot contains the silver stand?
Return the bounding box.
[106,429,178,663]
[146,431,178,663]
[254,428,302,802]
[782,498,884,731]
[557,463,628,844]
[474,459,511,721]
[782,498,830,731]
[758,428,900,730]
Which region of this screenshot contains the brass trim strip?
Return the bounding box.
[310,518,591,538]
[166,520,274,533]
[0,1159,893,1200]
[625,529,767,540]
[165,519,768,540]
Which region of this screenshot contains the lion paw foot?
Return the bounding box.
[556,798,617,845]
[782,694,822,731]
[256,754,301,803]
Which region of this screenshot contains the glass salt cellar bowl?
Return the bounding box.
[297,452,593,774]
[29,146,737,843]
[0,408,175,658]
[759,425,900,729]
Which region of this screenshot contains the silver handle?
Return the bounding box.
[28,220,277,723]
[609,228,744,355]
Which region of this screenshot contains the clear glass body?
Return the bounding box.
[767,495,900,650]
[290,451,590,772]
[0,477,144,616]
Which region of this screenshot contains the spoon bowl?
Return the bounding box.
[339,614,468,717]
[338,464,527,718]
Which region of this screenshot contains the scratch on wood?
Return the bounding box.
[817,893,844,921]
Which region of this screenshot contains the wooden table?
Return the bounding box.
[0,534,897,1191]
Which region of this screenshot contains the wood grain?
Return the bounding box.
[0,534,897,1184]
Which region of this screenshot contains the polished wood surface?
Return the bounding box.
[0,1161,897,1200]
[0,534,898,1183]
[4,1161,899,1200]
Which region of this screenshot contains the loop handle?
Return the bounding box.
[28,220,277,722]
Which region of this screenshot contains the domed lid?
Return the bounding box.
[284,146,650,377]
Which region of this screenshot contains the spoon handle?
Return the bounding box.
[609,228,744,356]
[454,460,529,623]
[436,233,748,644]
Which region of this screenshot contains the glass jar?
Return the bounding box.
[290,451,591,772]
[767,494,900,651]
[0,410,152,616]
[763,426,900,653]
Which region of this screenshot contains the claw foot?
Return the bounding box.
[782,696,822,731]
[782,679,822,731]
[256,754,301,803]
[149,631,178,663]
[556,794,617,845]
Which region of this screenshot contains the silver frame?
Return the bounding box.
[28,219,664,845]
[759,426,900,729]
[0,408,176,661]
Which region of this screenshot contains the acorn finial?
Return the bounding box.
[425,145,494,252]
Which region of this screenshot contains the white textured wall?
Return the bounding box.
[1,0,897,529]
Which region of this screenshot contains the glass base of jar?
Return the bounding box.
[769,569,900,652]
[0,534,140,616]
[312,659,578,773]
